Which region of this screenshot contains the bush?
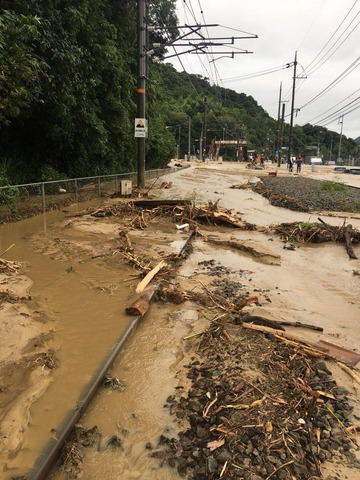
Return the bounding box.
[0,170,19,209]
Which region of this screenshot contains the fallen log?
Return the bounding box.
[344,224,358,259]
[135,260,167,293]
[125,294,150,316]
[132,199,191,209]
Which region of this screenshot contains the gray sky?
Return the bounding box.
[168,0,360,140]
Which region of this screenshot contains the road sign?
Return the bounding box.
[134,118,147,138]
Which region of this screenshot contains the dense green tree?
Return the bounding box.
[0,1,357,185]
[0,10,47,125]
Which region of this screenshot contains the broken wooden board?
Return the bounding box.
[317,340,360,366]
[135,260,167,293]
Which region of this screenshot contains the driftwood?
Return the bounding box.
[277,320,324,332]
[194,210,250,229]
[0,244,15,257]
[125,294,150,316]
[238,315,285,331]
[132,199,191,209]
[344,224,358,259]
[337,362,360,386]
[242,323,331,358]
[135,260,167,293]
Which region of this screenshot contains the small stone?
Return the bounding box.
[216,449,232,463]
[206,456,218,474]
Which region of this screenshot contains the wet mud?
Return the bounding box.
[0,162,359,479]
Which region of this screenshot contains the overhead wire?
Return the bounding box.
[307,87,360,123]
[304,0,358,74]
[298,55,359,110]
[221,64,292,83]
[312,97,360,125]
[315,103,360,128]
[282,1,359,102]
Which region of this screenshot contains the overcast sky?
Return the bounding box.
[168,0,360,140]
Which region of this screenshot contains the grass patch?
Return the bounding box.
[343,200,360,212]
[299,222,318,230]
[317,180,349,192]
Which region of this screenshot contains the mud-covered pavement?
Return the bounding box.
[0,162,360,479]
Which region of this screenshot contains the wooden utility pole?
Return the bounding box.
[287,52,297,165]
[203,97,208,161]
[188,116,191,160]
[276,82,282,167]
[137,0,147,188]
[337,115,344,163]
[279,103,285,163]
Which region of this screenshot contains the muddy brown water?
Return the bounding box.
[0,202,194,479]
[1,164,360,479]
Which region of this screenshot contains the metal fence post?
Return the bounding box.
[41,183,46,214]
[98,177,101,196]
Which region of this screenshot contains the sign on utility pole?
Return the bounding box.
[134,118,147,138]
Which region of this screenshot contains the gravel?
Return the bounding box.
[255,177,360,213]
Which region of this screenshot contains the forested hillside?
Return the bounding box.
[0,1,357,186]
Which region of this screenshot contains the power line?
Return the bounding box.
[307,87,360,123]
[312,97,360,125]
[221,64,292,83]
[298,55,359,111]
[303,0,358,74]
[315,105,360,129]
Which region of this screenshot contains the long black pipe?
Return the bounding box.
[27,292,154,480]
[27,230,196,480]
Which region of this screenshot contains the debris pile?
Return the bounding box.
[156,319,358,480]
[270,221,359,259]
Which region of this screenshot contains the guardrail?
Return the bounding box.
[0,167,180,223]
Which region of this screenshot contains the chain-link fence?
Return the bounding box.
[0,167,180,223]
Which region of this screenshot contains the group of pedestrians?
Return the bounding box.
[287,155,303,173]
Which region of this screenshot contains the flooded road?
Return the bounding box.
[0,162,359,479]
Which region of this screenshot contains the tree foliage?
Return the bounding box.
[0,1,357,185]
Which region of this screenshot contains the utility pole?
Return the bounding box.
[188,116,191,160]
[177,126,181,159]
[136,0,146,188]
[337,115,344,164]
[279,103,285,163]
[287,52,297,165]
[203,97,208,161]
[276,82,282,167]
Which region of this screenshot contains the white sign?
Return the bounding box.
[134,118,147,138]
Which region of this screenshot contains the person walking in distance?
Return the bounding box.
[296,155,303,173]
